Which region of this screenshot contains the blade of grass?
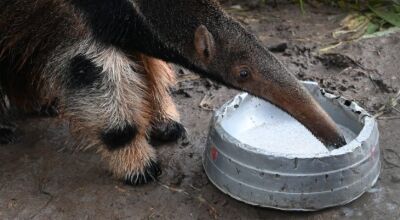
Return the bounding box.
[366,22,380,34]
[299,0,305,14]
[368,4,400,27]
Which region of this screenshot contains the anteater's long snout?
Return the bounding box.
[246,51,346,148]
[261,81,347,148]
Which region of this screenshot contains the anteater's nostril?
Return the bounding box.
[101,123,137,150]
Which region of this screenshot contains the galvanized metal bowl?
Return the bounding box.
[203,81,380,211]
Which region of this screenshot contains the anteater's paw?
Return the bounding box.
[0,127,17,145]
[150,120,186,143]
[124,160,162,185]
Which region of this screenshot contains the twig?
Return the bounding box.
[176,73,201,83]
[373,90,400,119]
[392,107,400,114]
[158,182,190,196]
[197,195,218,219]
[158,181,218,219]
[199,94,216,111]
[189,184,201,191]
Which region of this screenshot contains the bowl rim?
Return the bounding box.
[211,81,377,159]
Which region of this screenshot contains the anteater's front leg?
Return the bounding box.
[62,46,160,185]
[141,56,186,142]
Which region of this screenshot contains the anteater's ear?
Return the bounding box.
[194,25,215,64]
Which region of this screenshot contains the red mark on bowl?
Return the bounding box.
[211,147,219,161]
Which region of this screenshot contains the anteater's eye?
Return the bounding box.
[239,69,250,78]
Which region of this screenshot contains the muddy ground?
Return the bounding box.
[1,2,400,220]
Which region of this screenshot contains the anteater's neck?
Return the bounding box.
[70,0,230,74]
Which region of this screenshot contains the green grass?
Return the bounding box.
[249,0,400,36]
[298,0,400,36]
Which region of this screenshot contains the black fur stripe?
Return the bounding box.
[101,123,138,150]
[68,0,191,66]
[69,0,136,47]
[68,54,102,89]
[68,0,160,55]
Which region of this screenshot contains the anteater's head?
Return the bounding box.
[135,0,346,147]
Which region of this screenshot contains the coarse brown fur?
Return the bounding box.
[0,0,85,109]
[0,0,182,184]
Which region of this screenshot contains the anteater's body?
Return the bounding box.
[0,0,346,185]
[1,0,183,184]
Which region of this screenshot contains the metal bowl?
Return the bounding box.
[203,81,380,211]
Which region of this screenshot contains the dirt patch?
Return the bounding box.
[1,2,400,220]
[272,40,399,113]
